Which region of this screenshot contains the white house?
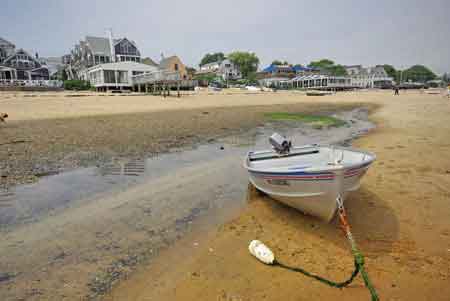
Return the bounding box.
[86,61,158,91]
[198,59,241,80]
[345,65,393,88]
[291,74,352,90]
[64,33,142,80]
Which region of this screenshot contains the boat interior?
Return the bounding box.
[247,146,374,171]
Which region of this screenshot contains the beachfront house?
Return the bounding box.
[86,61,159,91]
[64,34,142,80]
[197,59,241,81]
[159,55,189,80]
[0,37,50,81]
[257,64,296,88]
[345,65,393,89]
[291,74,352,90]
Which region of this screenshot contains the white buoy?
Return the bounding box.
[249,240,275,265]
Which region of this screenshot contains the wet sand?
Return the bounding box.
[1,90,367,188]
[0,104,372,301]
[106,92,450,301]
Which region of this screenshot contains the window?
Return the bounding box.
[104,70,116,83]
[174,63,179,71]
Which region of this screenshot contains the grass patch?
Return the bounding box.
[265,112,347,128]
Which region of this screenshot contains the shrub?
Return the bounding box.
[64,80,91,91]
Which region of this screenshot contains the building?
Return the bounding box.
[40,57,64,79]
[197,59,241,80]
[259,64,296,77]
[345,65,393,88]
[86,61,159,91]
[141,57,158,67]
[0,37,49,81]
[64,34,141,80]
[291,74,352,90]
[159,55,189,79]
[257,64,317,87]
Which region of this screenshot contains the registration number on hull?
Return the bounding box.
[267,179,290,186]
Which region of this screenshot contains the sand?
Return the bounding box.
[105,91,450,301]
[0,91,365,188]
[1,90,450,300]
[1,89,374,121]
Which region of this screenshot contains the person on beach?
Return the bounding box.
[394,86,400,95]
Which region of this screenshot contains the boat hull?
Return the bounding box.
[245,146,373,222]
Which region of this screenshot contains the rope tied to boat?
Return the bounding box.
[272,196,379,301]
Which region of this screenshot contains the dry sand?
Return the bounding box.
[105,91,450,301]
[1,89,350,121]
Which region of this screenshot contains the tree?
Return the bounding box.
[199,52,225,66]
[382,64,398,81]
[228,51,259,78]
[271,60,289,66]
[402,65,437,83]
[327,65,348,76]
[308,59,335,69]
[308,59,347,76]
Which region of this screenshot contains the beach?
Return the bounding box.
[1,90,449,300]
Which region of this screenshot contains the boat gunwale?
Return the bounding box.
[244,145,376,175]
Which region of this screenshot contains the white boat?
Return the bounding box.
[244,134,375,222]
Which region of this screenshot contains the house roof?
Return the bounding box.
[141,57,158,67]
[200,61,221,69]
[292,74,348,81]
[0,37,15,47]
[113,38,138,48]
[293,65,314,72]
[159,56,182,69]
[3,48,41,65]
[85,36,111,55]
[262,64,294,73]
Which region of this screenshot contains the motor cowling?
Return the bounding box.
[269,133,292,154]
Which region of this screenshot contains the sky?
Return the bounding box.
[1,0,449,74]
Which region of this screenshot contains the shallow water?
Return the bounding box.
[0,108,374,229]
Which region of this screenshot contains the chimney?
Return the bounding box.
[107,28,116,63]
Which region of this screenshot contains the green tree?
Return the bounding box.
[228,51,259,78]
[403,65,437,83]
[308,59,347,76]
[328,65,348,76]
[199,52,225,66]
[271,60,289,66]
[308,59,335,69]
[382,64,398,81]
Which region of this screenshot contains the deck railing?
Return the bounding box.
[0,79,63,87]
[131,70,181,85]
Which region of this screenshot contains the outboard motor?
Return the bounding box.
[269,133,292,154]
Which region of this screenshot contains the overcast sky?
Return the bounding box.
[1,0,449,74]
